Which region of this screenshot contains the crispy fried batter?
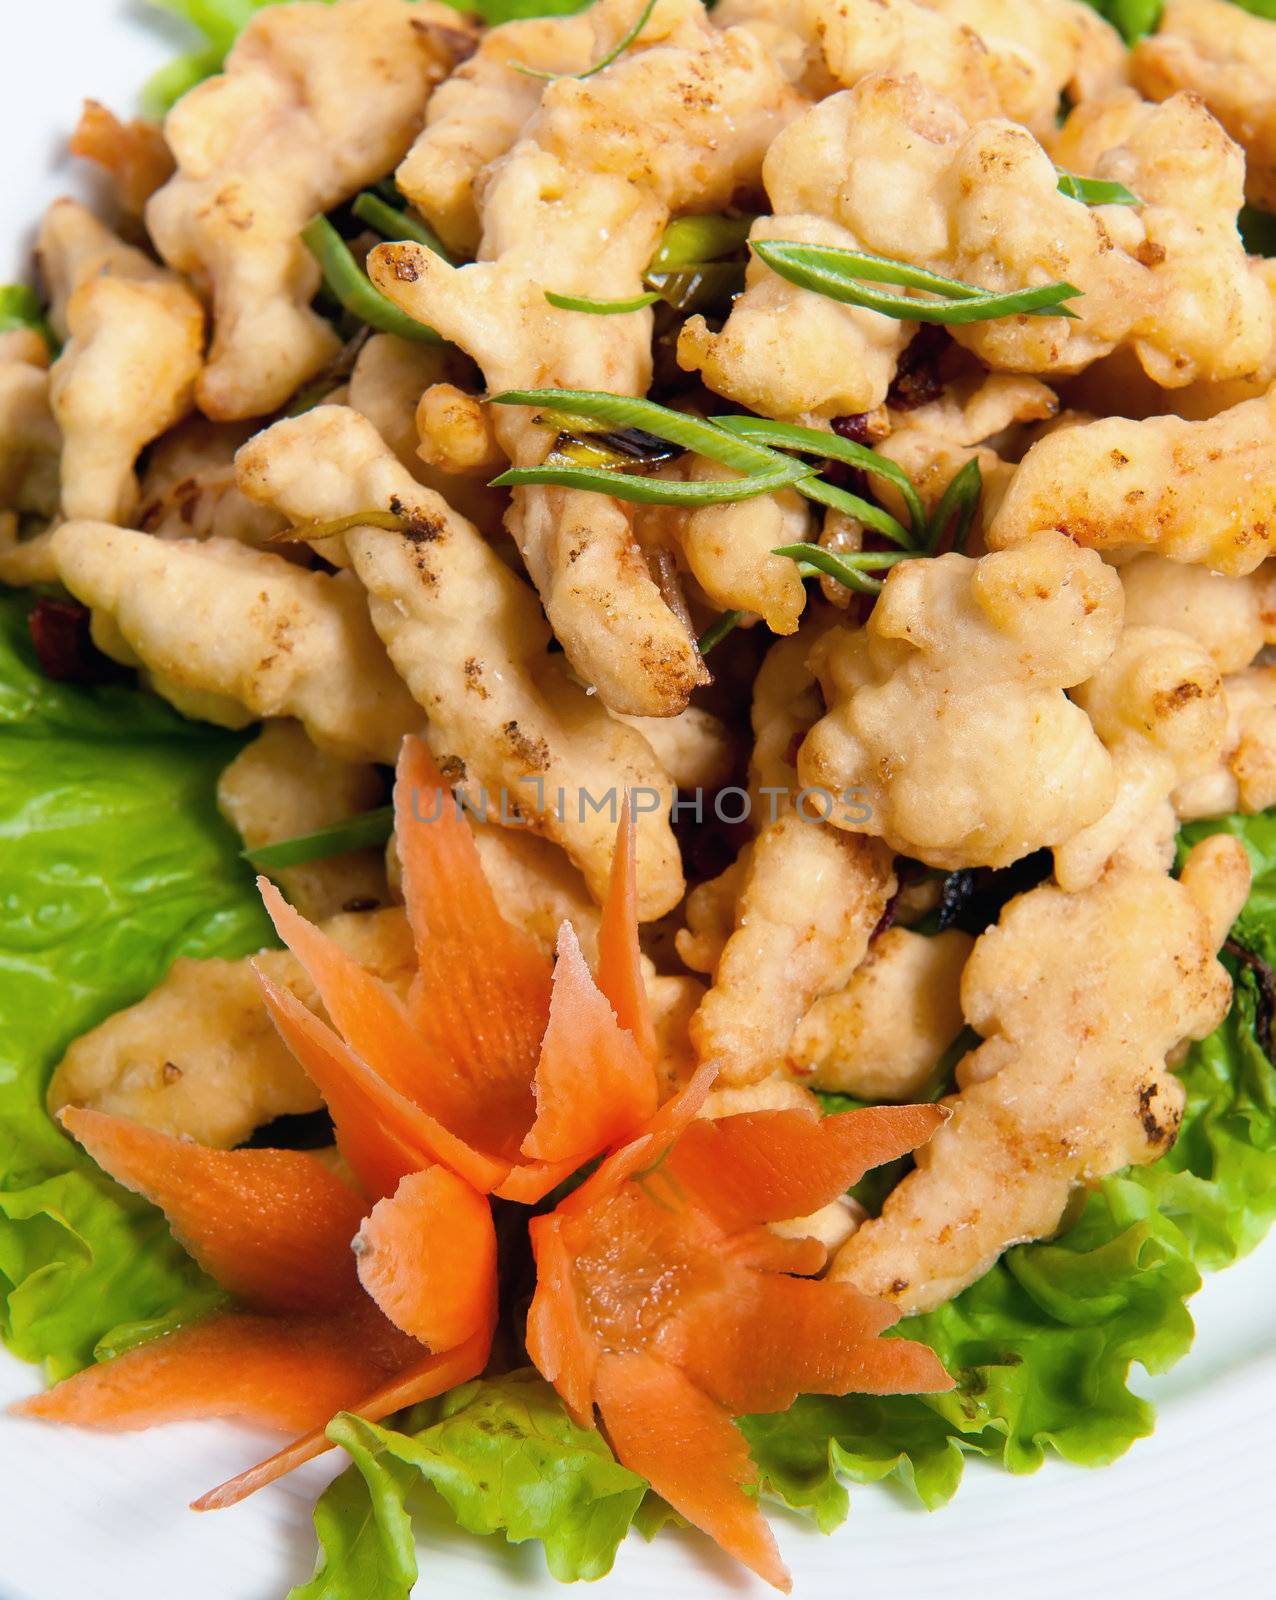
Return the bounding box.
[1118,554,1276,676]
[368,0,802,713]
[790,926,973,1098]
[1133,0,1276,212]
[1056,625,1227,890]
[135,417,289,545]
[70,100,175,214]
[834,835,1250,1312]
[1176,665,1276,820]
[51,520,421,760]
[36,200,203,525]
[46,910,416,1149]
[988,385,1276,574]
[146,0,472,420]
[235,405,684,916]
[218,720,389,922]
[0,333,60,585]
[799,532,1123,869]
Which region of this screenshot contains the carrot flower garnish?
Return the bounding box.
[526,1093,955,1591]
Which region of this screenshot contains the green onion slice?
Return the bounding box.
[490,460,813,507]
[712,415,926,544]
[697,610,743,654]
[751,241,1082,324]
[775,542,914,597]
[245,806,394,870]
[513,0,657,81]
[544,289,661,314]
[926,458,983,555]
[265,510,410,545]
[351,192,454,262]
[649,214,756,272]
[1055,169,1141,207]
[490,389,799,477]
[301,216,444,343]
[643,263,745,314]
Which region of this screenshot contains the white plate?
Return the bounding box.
[2,6,1275,1598]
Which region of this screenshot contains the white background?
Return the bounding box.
[1,5,1275,1597]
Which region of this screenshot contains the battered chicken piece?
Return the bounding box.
[834,834,1250,1312]
[1118,555,1276,676]
[146,0,473,420]
[135,417,289,546]
[678,629,896,1084]
[987,386,1276,575]
[416,383,505,479]
[789,926,973,1098]
[217,720,389,923]
[69,100,175,215]
[51,521,421,762]
[346,333,505,534]
[46,909,416,1150]
[0,334,59,582]
[614,706,737,792]
[716,0,1127,132]
[395,10,596,256]
[36,200,203,525]
[1175,665,1276,820]
[712,76,1269,410]
[799,532,1123,869]
[874,369,1058,530]
[1133,0,1276,212]
[235,406,684,917]
[368,0,802,714]
[1056,625,1227,891]
[674,470,813,633]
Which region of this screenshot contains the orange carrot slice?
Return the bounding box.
[521,922,657,1165]
[595,795,657,1062]
[594,1350,790,1594]
[59,1107,363,1314]
[13,1300,420,1436]
[393,738,552,1154]
[655,1274,952,1415]
[193,1324,492,1511]
[525,1214,597,1427]
[257,973,511,1195]
[354,1167,496,1352]
[669,1104,947,1229]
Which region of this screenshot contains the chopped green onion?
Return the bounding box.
[267,510,410,545]
[712,415,925,545]
[490,461,814,507]
[545,428,679,471]
[751,241,1082,324]
[301,216,444,343]
[490,389,799,477]
[351,192,454,263]
[643,263,744,314]
[792,477,912,550]
[244,807,394,870]
[697,610,743,654]
[927,458,983,555]
[512,0,657,81]
[544,289,661,314]
[649,214,756,272]
[1055,169,1141,207]
[775,543,913,597]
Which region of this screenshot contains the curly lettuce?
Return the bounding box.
[292,1373,647,1597]
[0,590,270,1377]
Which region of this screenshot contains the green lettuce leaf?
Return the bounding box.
[0,284,53,352]
[0,589,271,1376]
[745,814,1276,1526]
[1082,0,1276,43]
[292,1372,647,1596]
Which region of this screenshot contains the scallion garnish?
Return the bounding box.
[696,610,743,654]
[244,806,394,870]
[491,390,800,477]
[648,214,756,272]
[544,289,661,314]
[351,191,453,262]
[751,241,1082,324]
[926,458,983,554]
[301,216,444,343]
[491,460,813,506]
[1055,169,1141,207]
[266,509,410,544]
[774,543,913,596]
[643,263,744,314]
[513,0,657,81]
[712,415,925,545]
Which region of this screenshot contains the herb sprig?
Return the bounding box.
[751,242,1082,325]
